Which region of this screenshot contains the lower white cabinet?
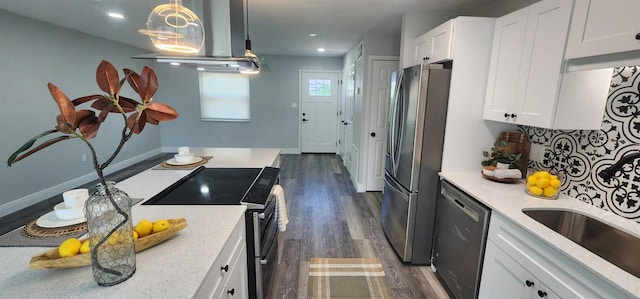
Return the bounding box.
[479,213,629,299]
[195,215,248,299]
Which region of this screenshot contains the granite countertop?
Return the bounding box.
[440,172,640,298]
[0,147,280,298]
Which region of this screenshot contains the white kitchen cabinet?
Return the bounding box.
[480,241,560,299]
[566,0,640,60]
[479,213,629,299]
[413,19,454,65]
[195,216,248,299]
[483,0,612,130]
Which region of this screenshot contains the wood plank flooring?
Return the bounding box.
[268,154,450,299]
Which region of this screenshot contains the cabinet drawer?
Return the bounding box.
[195,216,247,299]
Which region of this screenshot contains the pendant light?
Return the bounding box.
[139,0,204,54]
[240,0,260,74]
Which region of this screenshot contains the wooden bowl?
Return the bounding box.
[29,218,187,269]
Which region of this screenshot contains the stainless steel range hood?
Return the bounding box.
[134,0,260,73]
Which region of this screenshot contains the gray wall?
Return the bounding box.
[155,55,343,150]
[0,10,162,215]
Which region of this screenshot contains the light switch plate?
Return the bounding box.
[529,143,547,163]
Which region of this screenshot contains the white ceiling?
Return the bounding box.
[0,0,494,57]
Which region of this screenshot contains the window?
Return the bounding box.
[308,79,332,96]
[199,72,250,121]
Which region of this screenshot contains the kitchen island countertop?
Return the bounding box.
[440,172,640,298]
[0,147,280,298]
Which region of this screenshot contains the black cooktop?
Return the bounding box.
[142,167,262,205]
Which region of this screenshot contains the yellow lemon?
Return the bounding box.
[549,175,558,181]
[536,171,550,179]
[535,178,550,189]
[80,240,91,253]
[135,219,153,237]
[549,178,561,189]
[544,186,558,198]
[107,232,120,245]
[59,238,82,258]
[152,219,170,234]
[526,175,538,186]
[133,231,139,241]
[528,186,543,196]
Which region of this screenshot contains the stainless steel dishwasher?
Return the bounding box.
[432,180,490,299]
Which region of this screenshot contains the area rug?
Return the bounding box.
[308,257,392,298]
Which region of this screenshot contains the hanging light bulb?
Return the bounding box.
[138,0,204,54]
[244,0,257,59]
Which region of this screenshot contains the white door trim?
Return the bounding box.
[298,69,342,153]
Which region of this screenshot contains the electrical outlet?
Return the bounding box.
[529,143,547,163]
[81,154,88,162]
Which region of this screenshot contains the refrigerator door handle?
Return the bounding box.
[383,174,409,196]
[389,70,404,176]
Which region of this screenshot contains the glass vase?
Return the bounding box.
[84,181,136,286]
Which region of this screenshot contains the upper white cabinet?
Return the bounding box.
[566,0,640,60]
[483,0,612,130]
[413,19,454,65]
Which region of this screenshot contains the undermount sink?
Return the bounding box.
[523,209,640,279]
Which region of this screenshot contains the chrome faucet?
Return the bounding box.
[598,152,640,181]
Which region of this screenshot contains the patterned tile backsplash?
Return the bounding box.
[520,66,640,223]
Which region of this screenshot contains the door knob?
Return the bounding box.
[302,118,308,122]
[302,113,306,116]
[636,33,640,40]
[510,113,517,118]
[343,122,348,126]
[371,132,376,137]
[504,113,509,118]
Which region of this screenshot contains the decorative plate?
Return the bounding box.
[481,172,521,184]
[29,218,188,269]
[36,210,86,228]
[165,156,204,166]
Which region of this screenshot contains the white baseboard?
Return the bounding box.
[0,148,162,218]
[161,146,301,155]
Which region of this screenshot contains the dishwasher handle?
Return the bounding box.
[440,189,480,222]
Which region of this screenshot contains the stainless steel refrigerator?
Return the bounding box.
[381,63,451,264]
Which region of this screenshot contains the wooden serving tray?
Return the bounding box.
[29,218,187,269]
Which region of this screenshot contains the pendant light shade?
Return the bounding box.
[139,0,204,54]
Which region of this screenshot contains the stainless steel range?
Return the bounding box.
[142,166,280,299]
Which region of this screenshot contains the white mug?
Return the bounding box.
[62,189,89,208]
[178,146,190,156]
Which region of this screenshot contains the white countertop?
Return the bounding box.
[440,172,640,298]
[0,147,280,298]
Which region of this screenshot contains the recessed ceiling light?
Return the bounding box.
[308,33,317,37]
[317,48,326,52]
[196,67,205,71]
[108,12,124,19]
[170,62,180,66]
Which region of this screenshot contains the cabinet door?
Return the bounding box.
[566,0,640,59]
[515,0,572,128]
[427,20,454,63]
[414,32,431,66]
[483,8,528,123]
[479,241,535,299]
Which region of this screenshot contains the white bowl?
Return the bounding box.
[174,153,195,163]
[53,202,85,220]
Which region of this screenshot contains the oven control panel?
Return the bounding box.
[241,167,280,209]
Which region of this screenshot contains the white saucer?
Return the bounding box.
[36,210,86,228]
[165,156,204,166]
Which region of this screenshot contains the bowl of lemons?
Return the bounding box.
[525,170,561,199]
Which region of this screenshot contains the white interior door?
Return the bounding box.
[344,65,355,170]
[366,58,398,191]
[300,71,340,153]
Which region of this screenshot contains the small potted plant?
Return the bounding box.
[482,140,522,170]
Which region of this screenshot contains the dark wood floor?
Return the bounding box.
[0,152,449,298]
[269,154,449,299]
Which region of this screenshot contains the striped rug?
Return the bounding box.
[308,258,392,298]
